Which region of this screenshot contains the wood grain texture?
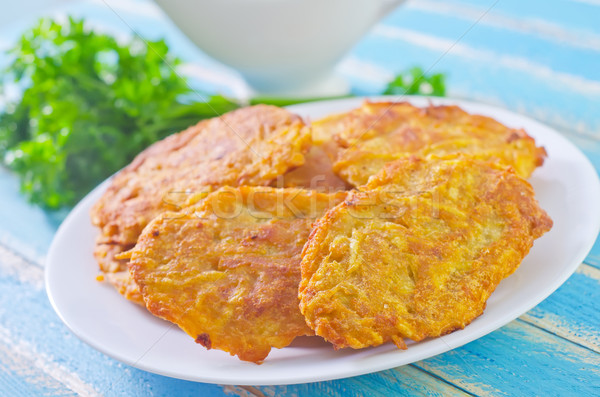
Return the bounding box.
[415,320,600,396]
[226,365,470,397]
[521,264,600,353]
[448,0,600,32]
[0,325,98,397]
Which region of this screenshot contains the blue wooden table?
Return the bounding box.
[1,0,599,395]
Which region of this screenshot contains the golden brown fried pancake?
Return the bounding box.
[299,155,552,350]
[126,186,346,363]
[90,105,311,302]
[92,105,311,245]
[315,101,546,186]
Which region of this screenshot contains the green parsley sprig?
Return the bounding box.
[0,17,237,208]
[383,66,446,96]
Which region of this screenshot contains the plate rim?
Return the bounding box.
[45,95,600,385]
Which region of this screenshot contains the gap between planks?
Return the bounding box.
[518,316,599,354]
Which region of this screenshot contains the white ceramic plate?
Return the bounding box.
[46,96,600,385]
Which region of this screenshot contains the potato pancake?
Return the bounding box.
[299,155,552,350]
[315,101,546,186]
[90,105,311,302]
[127,187,346,363]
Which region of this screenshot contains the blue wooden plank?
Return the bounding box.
[0,325,84,397]
[403,0,600,53]
[416,319,600,396]
[244,365,468,397]
[440,0,600,32]
[385,7,600,81]
[521,264,600,352]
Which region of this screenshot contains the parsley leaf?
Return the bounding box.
[383,66,446,97]
[0,17,238,209]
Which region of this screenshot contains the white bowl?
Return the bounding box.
[154,0,405,96]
